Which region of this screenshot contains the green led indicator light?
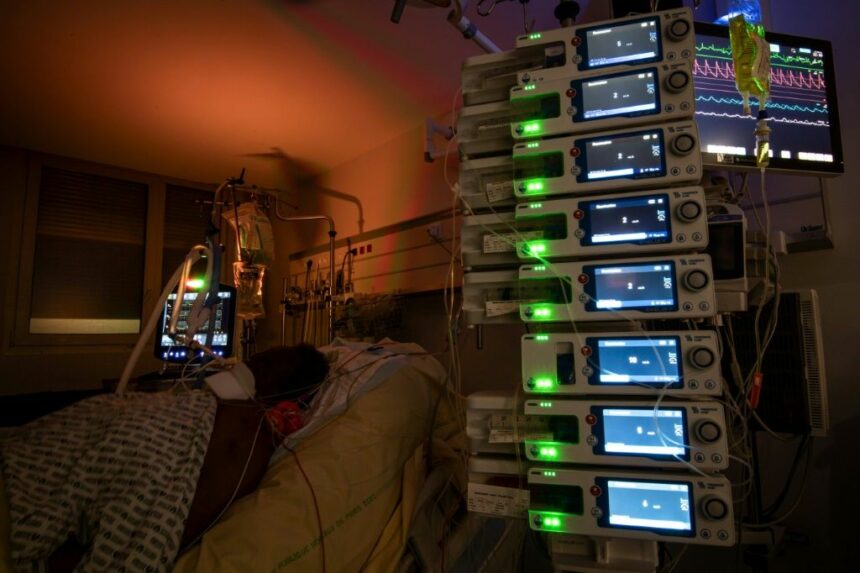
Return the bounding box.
[543,470,556,477]
[535,334,549,341]
[539,401,552,408]
[186,278,205,289]
[524,84,536,91]
[535,377,554,389]
[522,122,541,134]
[525,180,545,193]
[539,446,559,458]
[544,516,562,528]
[534,307,552,318]
[527,142,540,148]
[529,33,542,40]
[533,265,546,271]
[526,242,547,255]
[529,202,542,209]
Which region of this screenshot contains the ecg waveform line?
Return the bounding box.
[694,59,827,89]
[696,95,827,114]
[696,43,824,70]
[695,110,830,127]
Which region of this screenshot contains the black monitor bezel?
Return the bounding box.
[154,283,237,363]
[694,22,844,176]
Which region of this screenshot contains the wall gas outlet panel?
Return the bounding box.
[521,399,729,471]
[521,330,722,396]
[528,467,735,545]
[518,254,716,323]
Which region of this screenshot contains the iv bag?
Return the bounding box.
[223,202,276,267]
[728,5,770,116]
[233,261,266,319]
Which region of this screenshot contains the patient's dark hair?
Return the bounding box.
[245,344,329,402]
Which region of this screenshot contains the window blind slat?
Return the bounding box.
[36,167,147,244]
[29,166,148,334]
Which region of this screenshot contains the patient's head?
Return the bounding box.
[245,344,329,402]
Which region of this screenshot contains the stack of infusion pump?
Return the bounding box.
[459,8,734,571]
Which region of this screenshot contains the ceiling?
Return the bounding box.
[0,0,609,188]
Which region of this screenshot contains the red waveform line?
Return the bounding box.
[694,59,827,89]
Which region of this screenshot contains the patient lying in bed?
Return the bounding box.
[1,344,329,572]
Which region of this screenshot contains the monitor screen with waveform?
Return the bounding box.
[693,22,843,175]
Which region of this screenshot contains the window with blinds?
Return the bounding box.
[162,184,213,284]
[29,167,148,334]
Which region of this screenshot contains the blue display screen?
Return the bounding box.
[585,262,677,311]
[604,480,693,533]
[580,193,670,246]
[155,288,235,362]
[580,70,658,120]
[597,407,687,458]
[578,130,665,182]
[582,18,660,69]
[590,337,681,385]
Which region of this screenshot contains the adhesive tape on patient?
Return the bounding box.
[205,362,256,400]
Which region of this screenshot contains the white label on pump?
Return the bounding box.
[486,300,520,317]
[486,180,515,203]
[468,483,530,518]
[483,231,542,253]
[489,429,554,443]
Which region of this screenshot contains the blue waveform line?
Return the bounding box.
[695,110,830,127]
[696,95,827,114]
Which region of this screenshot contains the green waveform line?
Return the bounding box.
[696,42,733,57]
[696,95,827,114]
[771,52,824,68]
[696,42,824,72]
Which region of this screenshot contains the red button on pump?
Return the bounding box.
[569,147,580,157]
[581,345,592,357]
[585,414,597,425]
[578,273,589,284]
[573,209,584,220]
[590,485,602,496]
[572,37,582,46]
[566,88,577,98]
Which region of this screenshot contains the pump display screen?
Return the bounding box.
[595,407,688,458]
[578,130,665,182]
[579,193,670,245]
[578,70,658,120]
[598,479,694,535]
[587,336,682,387]
[584,262,677,311]
[581,18,660,69]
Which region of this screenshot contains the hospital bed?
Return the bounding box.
[0,339,475,573]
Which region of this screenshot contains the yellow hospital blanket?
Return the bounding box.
[174,363,464,573]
